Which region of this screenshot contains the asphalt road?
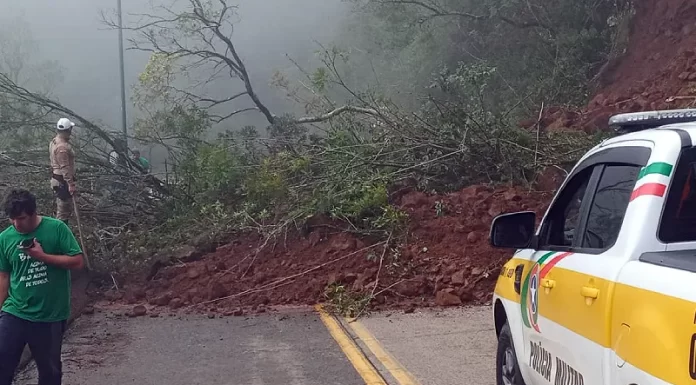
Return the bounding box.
[356,306,496,385]
[15,309,364,385]
[14,306,497,385]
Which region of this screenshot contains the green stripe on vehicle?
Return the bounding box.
[520,251,555,328]
[520,272,531,328]
[638,162,673,180]
[536,251,557,266]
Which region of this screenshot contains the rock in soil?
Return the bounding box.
[104,290,123,301]
[170,298,183,309]
[435,289,462,307]
[150,292,172,306]
[130,305,147,317]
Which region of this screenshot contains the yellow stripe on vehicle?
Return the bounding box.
[535,267,615,348]
[494,258,532,302]
[610,282,696,385]
[494,261,696,384]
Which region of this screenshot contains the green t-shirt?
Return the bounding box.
[0,216,82,322]
[137,157,150,172]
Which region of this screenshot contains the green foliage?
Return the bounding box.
[177,141,245,204]
[84,0,619,277]
[243,154,291,212]
[311,67,329,92]
[333,183,388,219]
[372,205,409,233]
[324,283,371,318]
[339,0,634,115]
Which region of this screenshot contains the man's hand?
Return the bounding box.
[26,240,84,270]
[68,183,76,195]
[25,239,46,260]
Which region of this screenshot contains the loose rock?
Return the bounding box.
[451,271,466,285]
[435,289,462,307]
[131,305,147,317]
[170,298,184,309]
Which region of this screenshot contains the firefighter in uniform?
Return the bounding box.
[49,118,77,224]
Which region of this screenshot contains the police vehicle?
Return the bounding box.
[490,109,696,385]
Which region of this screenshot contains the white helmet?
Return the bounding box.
[56,118,75,131]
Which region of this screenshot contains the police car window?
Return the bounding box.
[659,148,696,243]
[542,169,592,248]
[581,165,640,249]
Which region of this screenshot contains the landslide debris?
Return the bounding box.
[109,185,550,314]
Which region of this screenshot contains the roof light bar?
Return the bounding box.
[609,109,696,133]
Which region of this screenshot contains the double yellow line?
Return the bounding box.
[315,305,420,385]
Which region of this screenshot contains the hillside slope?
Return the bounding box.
[552,0,696,131]
[108,0,689,315]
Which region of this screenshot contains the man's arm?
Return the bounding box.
[27,221,85,270]
[28,249,84,270]
[0,272,9,306]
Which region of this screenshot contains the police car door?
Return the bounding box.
[523,144,649,385]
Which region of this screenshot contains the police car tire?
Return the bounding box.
[496,322,526,385]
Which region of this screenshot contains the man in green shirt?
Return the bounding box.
[132,149,150,174]
[0,189,84,385]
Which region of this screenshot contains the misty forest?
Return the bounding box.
[0,0,633,277]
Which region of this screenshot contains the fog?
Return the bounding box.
[1,0,350,135]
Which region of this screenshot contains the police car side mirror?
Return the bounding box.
[489,211,536,249]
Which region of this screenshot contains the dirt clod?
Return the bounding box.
[451,271,466,285]
[130,305,147,317]
[149,292,172,306]
[207,281,227,300]
[169,298,183,309]
[435,289,462,307]
[104,290,123,301]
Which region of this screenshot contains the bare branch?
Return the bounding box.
[295,106,380,124]
[375,0,555,33]
[103,0,276,125]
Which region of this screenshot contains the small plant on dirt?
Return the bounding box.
[323,283,372,318]
[385,247,414,276]
[371,205,409,235]
[434,200,445,217]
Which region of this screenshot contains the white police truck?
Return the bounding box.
[490,109,696,385]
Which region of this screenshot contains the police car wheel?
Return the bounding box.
[496,322,526,385]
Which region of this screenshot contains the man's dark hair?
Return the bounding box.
[4,189,37,219]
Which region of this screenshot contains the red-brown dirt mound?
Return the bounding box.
[110,185,551,314]
[546,0,696,132]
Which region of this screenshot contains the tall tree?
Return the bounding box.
[102,0,377,128]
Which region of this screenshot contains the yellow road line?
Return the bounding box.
[315,305,387,385]
[347,318,421,385]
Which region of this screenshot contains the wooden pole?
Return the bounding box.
[72,196,92,270]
